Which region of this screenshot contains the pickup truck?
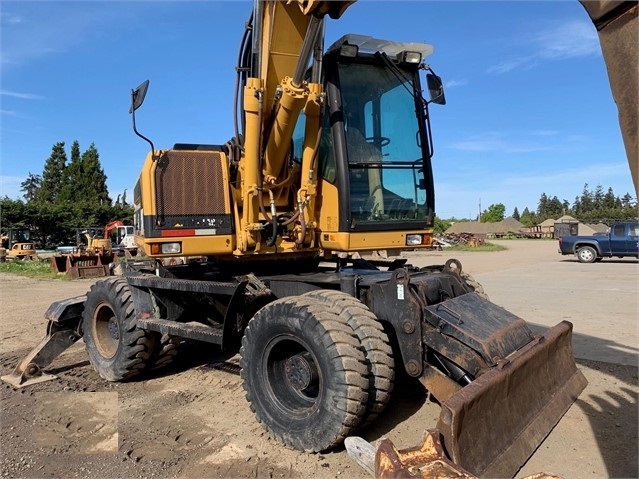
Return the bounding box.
[558,221,639,263]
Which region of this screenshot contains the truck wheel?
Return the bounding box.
[82,277,157,381]
[577,246,597,263]
[240,296,369,452]
[302,290,394,426]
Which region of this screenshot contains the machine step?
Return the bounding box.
[137,317,224,345]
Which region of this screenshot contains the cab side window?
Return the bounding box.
[612,224,625,237]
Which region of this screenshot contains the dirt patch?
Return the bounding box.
[1,241,637,478]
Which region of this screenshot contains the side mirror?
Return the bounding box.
[426,73,446,105]
[130,80,150,114]
[129,79,156,157]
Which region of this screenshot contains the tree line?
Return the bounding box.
[435,184,636,233]
[2,140,637,244]
[514,183,637,226]
[1,141,134,248]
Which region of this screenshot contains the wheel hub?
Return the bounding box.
[107,316,120,341]
[284,352,318,391]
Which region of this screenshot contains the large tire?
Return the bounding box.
[302,290,394,426]
[240,296,369,452]
[577,246,598,263]
[148,334,182,372]
[461,272,489,300]
[82,277,157,381]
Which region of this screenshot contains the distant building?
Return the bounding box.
[445,217,525,238]
[553,215,609,238]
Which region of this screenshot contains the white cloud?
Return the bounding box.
[449,131,554,154]
[445,79,468,89]
[0,89,43,100]
[0,3,122,70]
[530,130,559,137]
[0,11,22,25]
[487,19,600,75]
[487,57,533,75]
[534,20,600,60]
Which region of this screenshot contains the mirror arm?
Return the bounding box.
[130,92,156,161]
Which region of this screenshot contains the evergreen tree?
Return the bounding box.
[620,193,634,208]
[39,142,67,204]
[578,183,593,213]
[593,184,605,210]
[59,140,83,204]
[512,207,520,221]
[520,207,535,226]
[80,143,111,206]
[20,173,41,202]
[603,187,617,209]
[536,193,549,218]
[546,196,564,219]
[572,195,581,216]
[535,192,564,221]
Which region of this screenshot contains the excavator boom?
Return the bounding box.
[579,0,638,196]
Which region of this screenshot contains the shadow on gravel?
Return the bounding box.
[576,359,638,479]
[528,321,638,479]
[559,258,638,264]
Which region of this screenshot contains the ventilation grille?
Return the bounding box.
[155,150,226,216]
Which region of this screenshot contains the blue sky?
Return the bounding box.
[1,0,635,219]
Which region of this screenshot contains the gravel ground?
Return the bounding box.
[1,239,637,479]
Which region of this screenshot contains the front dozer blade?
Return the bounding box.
[436,320,587,478]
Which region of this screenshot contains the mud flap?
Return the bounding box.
[436,320,587,478]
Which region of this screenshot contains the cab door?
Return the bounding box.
[609,223,627,254]
[626,223,639,255]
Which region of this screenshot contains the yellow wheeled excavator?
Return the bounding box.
[10,0,637,477]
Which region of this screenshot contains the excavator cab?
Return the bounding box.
[291,35,444,252]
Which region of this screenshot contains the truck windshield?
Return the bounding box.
[339,61,429,224]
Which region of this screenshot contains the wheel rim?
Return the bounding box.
[580,249,594,261]
[92,302,120,359]
[262,336,322,415]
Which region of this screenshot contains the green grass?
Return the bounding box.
[0,258,71,280]
[446,242,508,252]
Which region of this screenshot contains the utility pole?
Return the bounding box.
[478,198,481,222]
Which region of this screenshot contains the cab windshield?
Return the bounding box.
[339,61,429,225]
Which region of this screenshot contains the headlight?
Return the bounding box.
[150,242,181,255]
[161,243,181,254]
[398,51,422,64]
[340,44,358,58]
[406,234,424,246]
